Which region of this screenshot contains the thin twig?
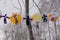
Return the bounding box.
[10,0,21,10]
[38,0,42,5]
[29,3,34,10]
[32,0,42,15]
[17,0,22,13]
[49,0,54,12]
[22,0,25,6]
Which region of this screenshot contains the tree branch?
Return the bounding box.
[32,0,42,15]
[49,0,54,12]
[22,0,25,6]
[10,0,20,10]
[38,0,42,5]
[17,0,22,13]
[29,2,34,10]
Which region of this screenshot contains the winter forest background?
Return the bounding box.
[0,0,60,40]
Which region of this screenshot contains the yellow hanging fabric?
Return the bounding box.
[10,12,23,25]
[10,13,16,24]
[32,13,42,22]
[17,13,23,24]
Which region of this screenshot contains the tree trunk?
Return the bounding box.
[25,0,34,40]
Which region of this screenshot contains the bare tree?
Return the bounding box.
[32,0,60,40]
[9,0,25,13]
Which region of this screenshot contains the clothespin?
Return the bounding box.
[23,15,32,25]
[42,14,48,22]
[0,14,10,24]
